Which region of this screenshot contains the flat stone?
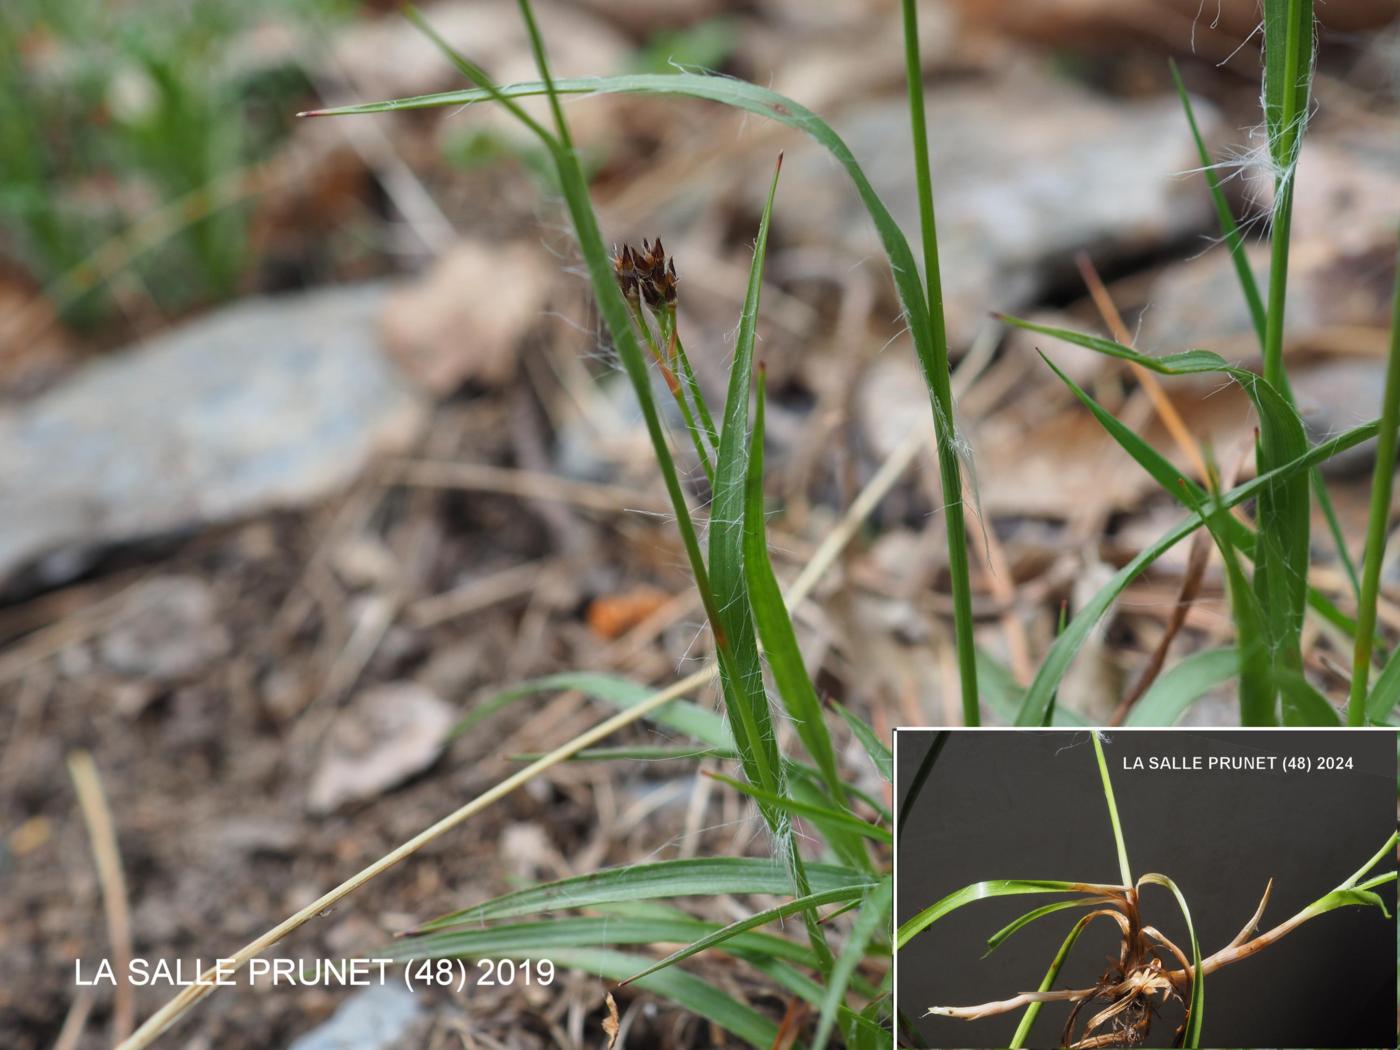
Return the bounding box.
[0,284,425,590]
[780,64,1219,342]
[287,983,423,1050]
[306,682,456,814]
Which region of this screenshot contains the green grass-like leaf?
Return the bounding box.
[899,0,979,723]
[1169,59,1267,344]
[707,153,787,815]
[1035,347,1356,639]
[830,699,893,782]
[1350,247,1400,724]
[418,857,877,931]
[387,914,817,967]
[982,897,1112,958]
[619,883,871,986]
[1091,733,1132,886]
[1008,909,1118,1048]
[896,880,1126,951]
[1137,873,1204,1047]
[1124,647,1237,726]
[1005,318,1315,724]
[1009,416,1382,727]
[743,372,849,808]
[813,877,892,1050]
[708,771,891,844]
[452,672,731,749]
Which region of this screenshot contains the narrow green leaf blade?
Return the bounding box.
[1037,347,1354,641]
[983,897,1113,958]
[744,371,849,806]
[1169,58,1267,345]
[386,915,816,968]
[1125,648,1238,726]
[1009,418,1381,726]
[419,857,875,930]
[621,884,868,987]
[451,672,732,749]
[897,880,1126,951]
[1091,734,1132,886]
[1009,910,1115,1048]
[813,877,892,1050]
[1138,873,1204,1047]
[707,155,786,806]
[830,700,892,782]
[1366,645,1400,723]
[709,771,891,844]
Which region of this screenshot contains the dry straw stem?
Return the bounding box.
[1074,253,1207,481]
[1075,254,1218,724]
[68,750,136,1042]
[117,416,930,1050]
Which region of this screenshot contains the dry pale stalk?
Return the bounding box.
[68,751,136,1042]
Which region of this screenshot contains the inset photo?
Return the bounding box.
[894,729,1398,1049]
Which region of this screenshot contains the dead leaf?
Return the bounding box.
[380,240,550,395]
[602,991,620,1050]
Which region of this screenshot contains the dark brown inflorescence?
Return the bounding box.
[613,238,678,307]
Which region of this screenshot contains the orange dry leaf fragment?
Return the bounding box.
[586,586,671,639]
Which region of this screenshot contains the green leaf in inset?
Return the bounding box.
[1138,873,1204,1047]
[897,880,1126,951]
[983,897,1114,958]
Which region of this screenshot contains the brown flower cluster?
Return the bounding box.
[612,238,678,308]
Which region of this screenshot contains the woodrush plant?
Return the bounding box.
[309,0,1400,730]
[117,3,1400,1047]
[896,734,1398,1048]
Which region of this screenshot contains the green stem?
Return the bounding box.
[899,0,979,725]
[1090,734,1133,887]
[670,325,720,453]
[1262,178,1294,393]
[1349,245,1400,724]
[513,0,572,150]
[633,303,714,484]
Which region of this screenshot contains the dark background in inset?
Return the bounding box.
[894,730,1397,1048]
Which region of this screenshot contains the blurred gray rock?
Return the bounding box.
[288,983,422,1050]
[0,284,425,590]
[781,65,1220,342]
